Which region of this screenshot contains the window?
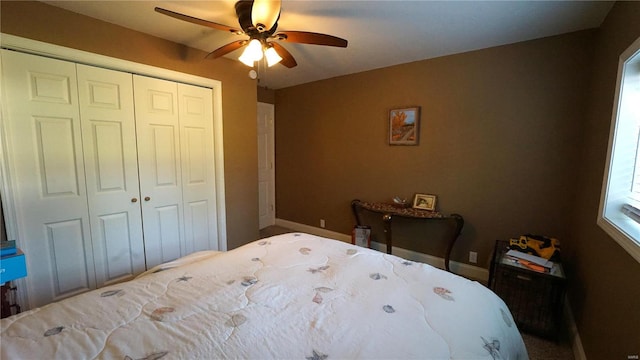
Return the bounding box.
[598,36,640,263]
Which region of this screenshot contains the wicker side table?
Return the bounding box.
[489,240,566,339]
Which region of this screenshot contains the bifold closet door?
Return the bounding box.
[132,77,218,266]
[76,64,146,287]
[177,83,218,254]
[2,50,220,307]
[133,75,185,268]
[1,50,96,307]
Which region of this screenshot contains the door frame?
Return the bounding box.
[0,34,228,261]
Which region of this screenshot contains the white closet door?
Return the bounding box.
[133,75,185,268]
[1,50,96,307]
[77,64,146,287]
[178,83,218,253]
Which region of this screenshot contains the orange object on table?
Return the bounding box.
[518,259,546,272]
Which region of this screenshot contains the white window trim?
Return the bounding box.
[598,35,640,263]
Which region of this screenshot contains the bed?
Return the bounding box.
[1,233,528,359]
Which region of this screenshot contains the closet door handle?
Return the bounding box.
[144,196,151,202]
[131,198,138,203]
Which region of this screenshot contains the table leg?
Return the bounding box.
[1,283,11,318]
[383,214,393,254]
[444,214,464,272]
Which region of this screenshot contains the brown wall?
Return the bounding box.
[0,1,260,249]
[275,2,640,355]
[275,30,593,268]
[258,86,276,104]
[567,1,640,358]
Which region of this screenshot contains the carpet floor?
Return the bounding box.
[522,332,574,359]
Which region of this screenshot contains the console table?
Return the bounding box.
[351,199,464,272]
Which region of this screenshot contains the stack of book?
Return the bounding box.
[1,240,17,257]
[504,249,554,273]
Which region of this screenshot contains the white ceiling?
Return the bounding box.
[43,1,614,89]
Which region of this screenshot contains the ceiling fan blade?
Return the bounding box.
[271,43,297,68]
[205,40,248,59]
[251,0,281,32]
[155,7,241,34]
[276,31,348,47]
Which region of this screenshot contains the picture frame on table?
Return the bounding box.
[413,193,436,211]
[389,106,420,145]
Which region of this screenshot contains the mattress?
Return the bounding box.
[1,232,528,359]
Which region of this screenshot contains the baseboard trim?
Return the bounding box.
[564,297,586,360]
[274,218,489,282]
[275,219,352,242]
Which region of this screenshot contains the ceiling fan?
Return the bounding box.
[155,0,348,68]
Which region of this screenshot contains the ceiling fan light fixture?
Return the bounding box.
[265,46,283,67]
[156,0,347,71]
[239,39,264,67]
[252,0,281,32]
[239,50,256,67]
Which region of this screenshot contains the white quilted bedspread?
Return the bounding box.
[1,233,528,359]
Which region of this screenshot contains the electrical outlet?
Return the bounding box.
[469,251,478,264]
[320,219,326,228]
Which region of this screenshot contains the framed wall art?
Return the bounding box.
[413,193,436,211]
[389,106,420,145]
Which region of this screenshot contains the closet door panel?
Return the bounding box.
[156,204,182,261]
[150,124,179,185]
[77,64,145,286]
[178,84,218,253]
[46,220,90,295]
[1,50,95,307]
[36,117,80,195]
[133,75,185,268]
